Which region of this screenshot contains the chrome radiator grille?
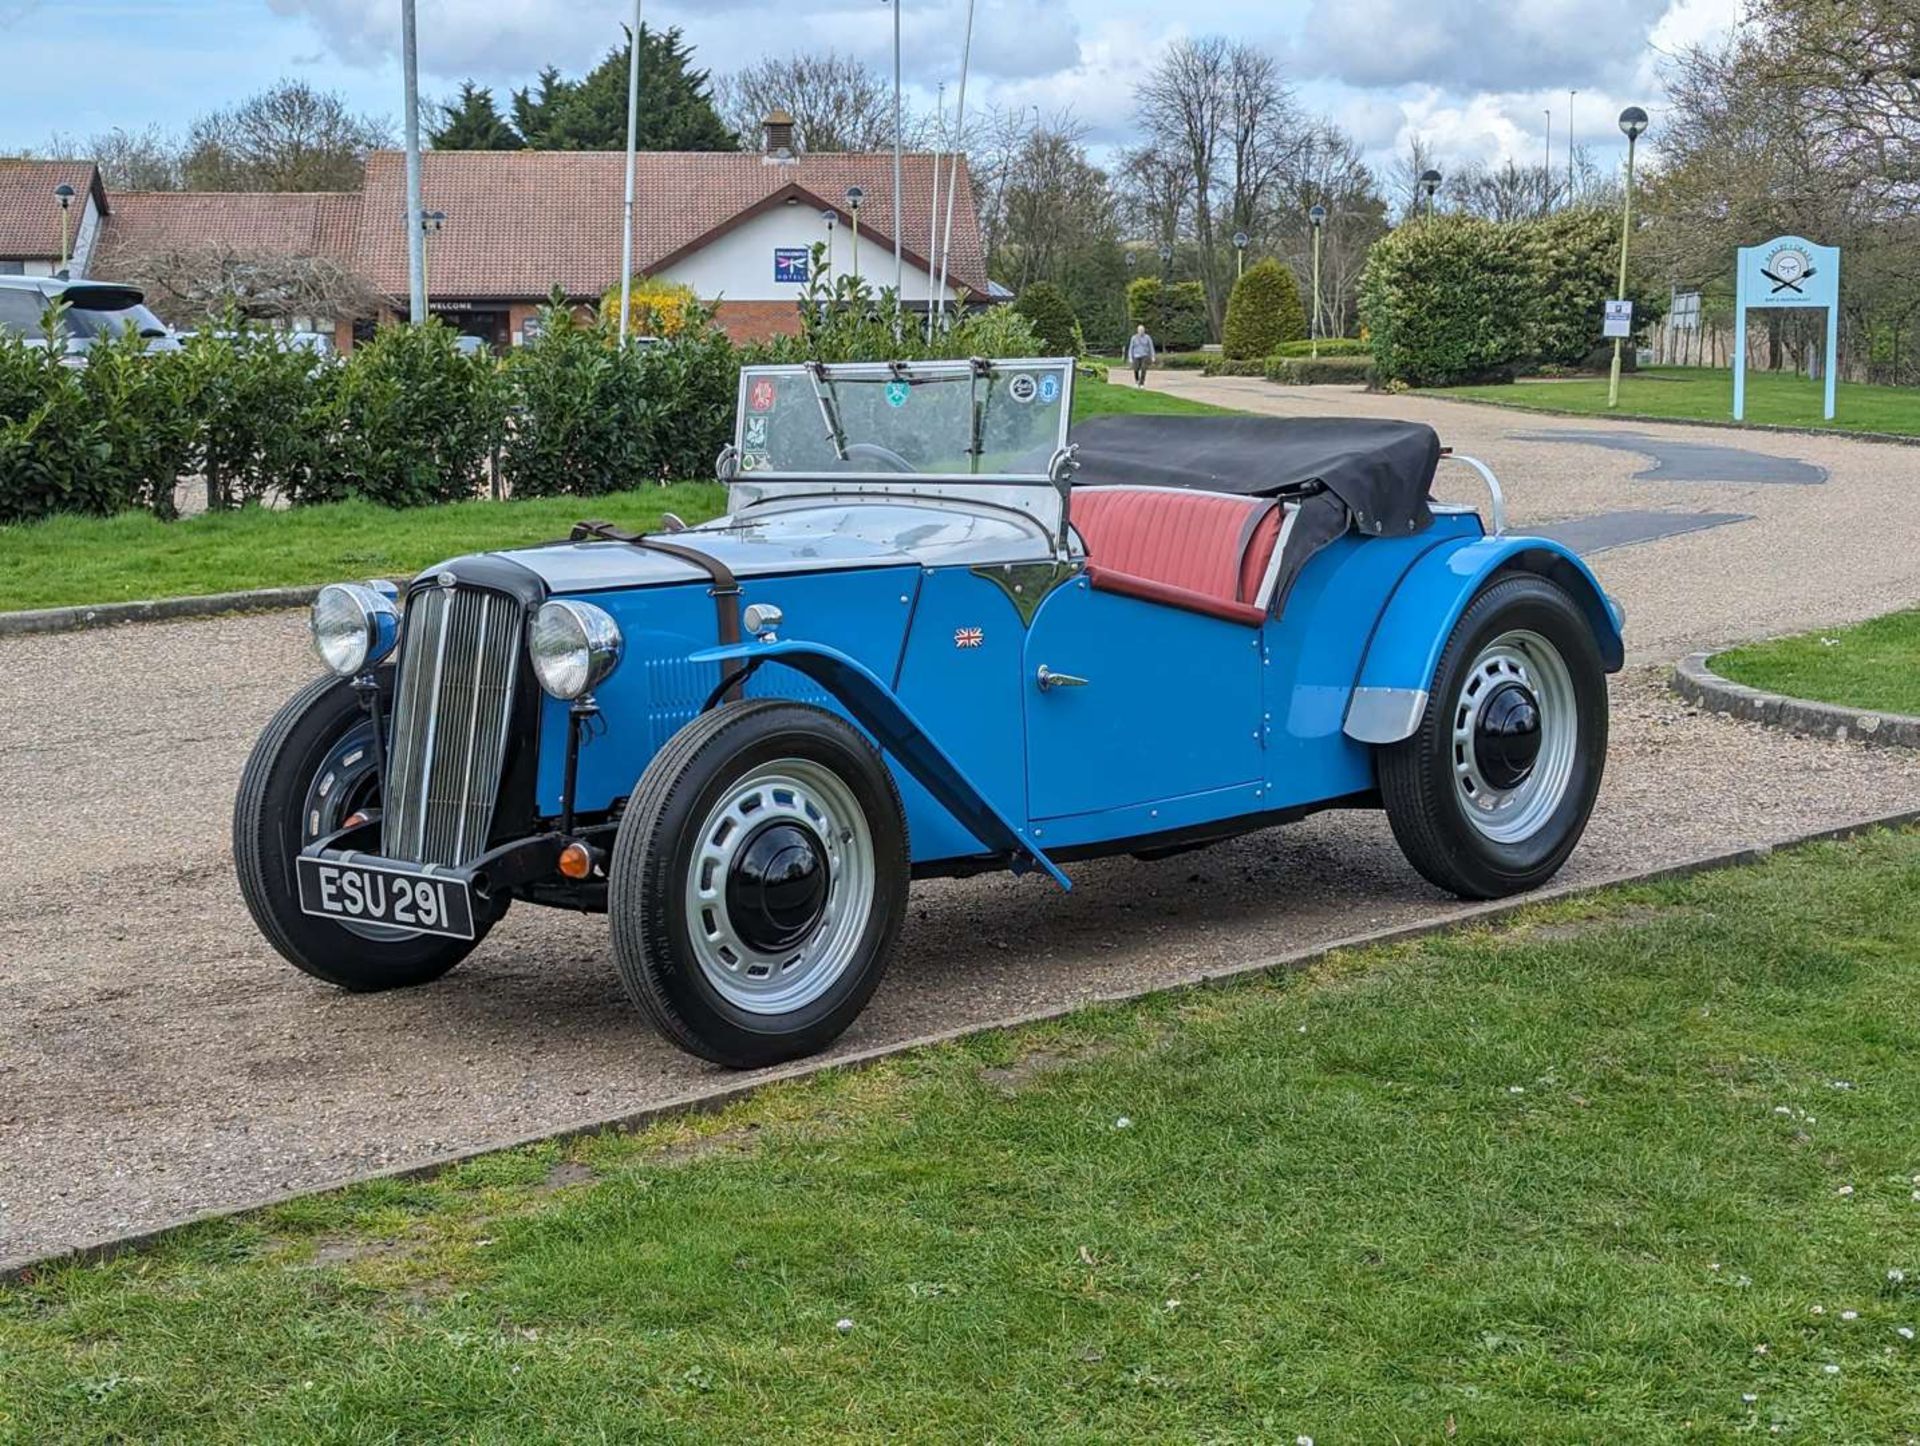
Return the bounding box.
[383,586,522,867]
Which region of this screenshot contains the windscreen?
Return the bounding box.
[733,360,1073,481]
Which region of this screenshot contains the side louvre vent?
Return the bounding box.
[383,586,521,867]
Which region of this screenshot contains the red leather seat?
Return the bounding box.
[1071,488,1281,625]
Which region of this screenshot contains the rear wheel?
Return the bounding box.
[1378,573,1608,899]
[234,674,497,990]
[609,701,909,1069]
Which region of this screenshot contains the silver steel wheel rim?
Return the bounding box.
[1451,628,1577,844]
[683,757,875,1015]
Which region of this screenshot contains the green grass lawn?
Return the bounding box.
[1432,367,1920,437]
[1717,608,1920,716]
[8,830,1920,1442]
[0,375,1227,614]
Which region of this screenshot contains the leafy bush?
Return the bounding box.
[1150,352,1210,370]
[1222,259,1307,360]
[1272,337,1370,358]
[1264,355,1374,385]
[182,324,343,509]
[1360,217,1533,387]
[502,302,654,498]
[1199,359,1268,377]
[599,275,703,340]
[1012,283,1079,355]
[1125,277,1209,351]
[332,320,505,507]
[1522,207,1664,368]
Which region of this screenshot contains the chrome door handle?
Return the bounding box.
[1036,665,1089,691]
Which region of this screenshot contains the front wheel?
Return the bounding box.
[234,674,498,990]
[609,701,910,1069]
[1378,573,1609,899]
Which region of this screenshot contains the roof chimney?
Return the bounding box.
[762,109,796,158]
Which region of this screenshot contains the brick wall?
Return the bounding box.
[714,300,803,343]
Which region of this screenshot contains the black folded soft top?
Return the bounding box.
[1067,414,1442,540]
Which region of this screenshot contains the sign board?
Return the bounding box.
[1670,291,1701,331]
[519,313,544,343]
[774,247,810,285]
[1733,235,1840,421]
[1602,299,1633,339]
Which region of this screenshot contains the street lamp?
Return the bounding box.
[1231,230,1249,282]
[1607,106,1649,409]
[419,209,445,314]
[821,208,837,278]
[1419,169,1442,219]
[53,183,75,274]
[1307,204,1327,359]
[1158,241,1173,282]
[845,185,865,286]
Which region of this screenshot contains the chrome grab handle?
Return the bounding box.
[1440,452,1508,536]
[1036,665,1089,691]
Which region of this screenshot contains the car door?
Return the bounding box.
[1022,576,1265,824]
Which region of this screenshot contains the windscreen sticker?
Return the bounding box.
[745,415,768,447]
[884,380,912,408]
[1007,374,1037,403]
[1037,372,1061,405]
[748,377,777,412]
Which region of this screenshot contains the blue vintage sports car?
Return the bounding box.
[236,358,1622,1067]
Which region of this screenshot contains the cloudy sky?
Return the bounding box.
[1,0,1738,177]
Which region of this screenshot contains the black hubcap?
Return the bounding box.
[726,822,829,953]
[1473,682,1542,790]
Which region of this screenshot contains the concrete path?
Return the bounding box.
[3,385,1918,1264]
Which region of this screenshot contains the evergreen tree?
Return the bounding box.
[1222,258,1307,360]
[511,27,734,151]
[431,82,521,150]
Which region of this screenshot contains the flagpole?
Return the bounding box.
[401,0,426,323]
[935,0,976,329]
[925,81,943,342]
[890,0,903,311]
[618,0,643,346]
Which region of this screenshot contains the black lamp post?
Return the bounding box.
[821,208,837,277]
[419,209,445,311]
[1419,169,1442,218]
[53,183,75,273]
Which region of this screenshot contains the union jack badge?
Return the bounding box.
[953,626,984,649]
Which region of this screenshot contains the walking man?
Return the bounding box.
[1126,323,1156,386]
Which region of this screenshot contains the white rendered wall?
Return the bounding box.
[656,205,958,305]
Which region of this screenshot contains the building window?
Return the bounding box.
[0,260,24,275]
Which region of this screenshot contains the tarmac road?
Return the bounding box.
[3,389,1918,1265]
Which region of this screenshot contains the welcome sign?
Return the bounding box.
[1733,235,1840,421]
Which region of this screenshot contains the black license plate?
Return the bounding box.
[296,855,476,940]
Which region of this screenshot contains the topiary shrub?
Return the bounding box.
[1222,259,1307,360]
[1272,337,1370,358]
[1125,277,1209,352]
[1359,216,1533,387]
[1012,282,1079,355]
[1264,355,1374,385]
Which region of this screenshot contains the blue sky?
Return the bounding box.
[1,0,1737,178]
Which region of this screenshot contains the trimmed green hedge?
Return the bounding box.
[1200,358,1267,377]
[1360,217,1533,387]
[1013,282,1079,356]
[1272,337,1369,358]
[1126,277,1209,351]
[1265,355,1374,385]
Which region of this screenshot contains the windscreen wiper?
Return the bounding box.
[804,361,849,461]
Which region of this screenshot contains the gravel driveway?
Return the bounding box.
[4,394,1918,1265]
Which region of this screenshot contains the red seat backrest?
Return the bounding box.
[1072,488,1281,612]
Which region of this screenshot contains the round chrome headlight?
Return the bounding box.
[310,582,399,676]
[529,600,623,700]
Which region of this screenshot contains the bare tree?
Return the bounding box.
[110,248,384,327]
[1269,122,1387,336]
[1448,159,1558,221]
[981,114,1117,291]
[713,51,924,152]
[182,80,393,192]
[1136,37,1232,330]
[45,125,182,190]
[1387,134,1440,221]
